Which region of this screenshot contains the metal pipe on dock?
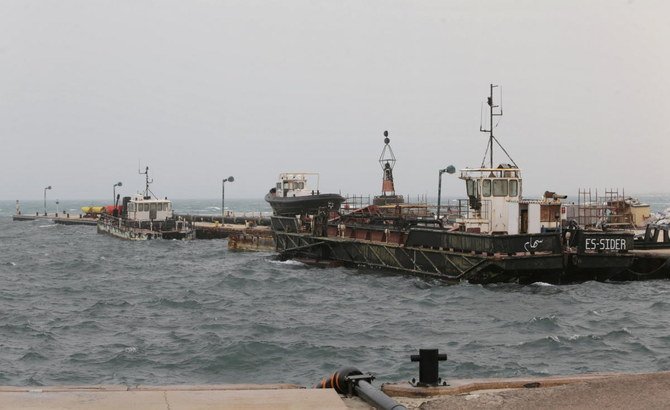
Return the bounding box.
[354,380,407,410]
[316,367,406,410]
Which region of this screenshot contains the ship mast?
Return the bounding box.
[479,84,516,168]
[139,165,154,199]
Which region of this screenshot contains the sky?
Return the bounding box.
[1,0,668,201]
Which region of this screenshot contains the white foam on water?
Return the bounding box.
[269,259,305,266]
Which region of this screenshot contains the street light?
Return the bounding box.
[222,176,235,222]
[43,186,52,216]
[436,165,456,222]
[113,182,123,205]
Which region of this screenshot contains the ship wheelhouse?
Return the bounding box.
[274,173,320,198]
[126,195,174,222]
[458,164,522,234]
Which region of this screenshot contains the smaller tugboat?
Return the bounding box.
[97,166,194,240]
[265,172,344,216]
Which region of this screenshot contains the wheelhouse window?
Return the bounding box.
[466,179,477,197]
[493,179,508,197]
[482,179,492,197]
[509,179,519,197]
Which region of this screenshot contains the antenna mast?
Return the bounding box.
[479,84,516,168]
[138,165,154,199]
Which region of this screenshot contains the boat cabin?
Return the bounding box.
[458,165,567,235]
[459,164,522,234]
[125,195,174,221]
[273,173,320,198]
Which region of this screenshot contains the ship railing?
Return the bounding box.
[341,194,371,214]
[174,212,273,226]
[457,200,491,220]
[99,213,193,232]
[222,210,274,219]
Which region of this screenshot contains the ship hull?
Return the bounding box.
[265,193,344,216]
[97,217,194,241]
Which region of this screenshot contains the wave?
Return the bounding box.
[149,297,203,309]
[527,315,561,331]
[83,300,132,312]
[52,320,103,332]
[0,323,56,341]
[19,352,48,362]
[603,328,634,340]
[530,281,555,287]
[650,301,670,310]
[268,259,306,267]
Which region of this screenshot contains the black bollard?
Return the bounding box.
[410,349,447,387]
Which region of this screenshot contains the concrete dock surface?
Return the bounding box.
[3,372,670,409]
[0,384,347,410]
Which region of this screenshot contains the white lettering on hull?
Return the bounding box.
[584,238,627,251]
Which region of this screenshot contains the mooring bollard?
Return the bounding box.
[410,349,447,387]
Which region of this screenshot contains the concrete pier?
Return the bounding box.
[12,213,98,226]
[0,384,347,410]
[11,213,273,238]
[3,372,670,409]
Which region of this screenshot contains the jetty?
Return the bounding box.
[12,212,98,226]
[12,207,273,242]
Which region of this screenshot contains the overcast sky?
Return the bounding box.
[1,0,668,201]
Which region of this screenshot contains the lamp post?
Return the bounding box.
[55,199,60,216]
[222,176,235,222]
[43,185,52,216]
[436,165,456,222]
[113,182,123,205]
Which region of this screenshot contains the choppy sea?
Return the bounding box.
[1,196,670,387]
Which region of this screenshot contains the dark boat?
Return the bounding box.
[267,85,668,284]
[265,172,345,216]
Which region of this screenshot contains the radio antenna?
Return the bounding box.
[138,163,155,199]
[479,84,516,168]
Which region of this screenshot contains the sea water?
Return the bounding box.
[1,197,669,386]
